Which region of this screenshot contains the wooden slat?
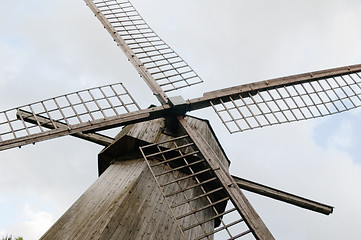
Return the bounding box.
[41,159,199,239]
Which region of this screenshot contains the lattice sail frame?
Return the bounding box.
[140,134,263,240]
[86,0,203,96]
[211,70,361,133]
[0,83,140,143]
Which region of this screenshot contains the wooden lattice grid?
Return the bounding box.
[0,83,139,142]
[140,135,256,240]
[89,0,203,92]
[211,72,361,133]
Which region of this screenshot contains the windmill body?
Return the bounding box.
[1,1,361,239]
[41,117,229,239]
[41,115,275,239]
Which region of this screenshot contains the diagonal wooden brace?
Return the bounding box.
[16,109,114,146]
[232,175,333,215]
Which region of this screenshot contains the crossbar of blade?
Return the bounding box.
[84,0,203,104]
[187,64,361,133]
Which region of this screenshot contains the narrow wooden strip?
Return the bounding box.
[159,168,212,187]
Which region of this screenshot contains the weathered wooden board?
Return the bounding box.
[98,116,229,175]
[41,158,215,239]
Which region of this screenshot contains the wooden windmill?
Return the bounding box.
[1,0,360,239]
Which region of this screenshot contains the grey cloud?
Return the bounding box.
[1,1,361,239]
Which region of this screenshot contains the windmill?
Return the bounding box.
[1,0,361,239]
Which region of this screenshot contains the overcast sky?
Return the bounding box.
[1,0,361,239]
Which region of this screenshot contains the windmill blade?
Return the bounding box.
[139,116,274,239]
[178,117,274,240]
[187,64,361,133]
[84,0,203,104]
[0,83,168,151]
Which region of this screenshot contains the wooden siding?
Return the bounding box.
[41,159,214,239]
[42,116,229,239]
[98,116,229,175]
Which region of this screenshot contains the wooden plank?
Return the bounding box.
[232,175,333,215]
[178,116,275,240]
[41,159,125,239]
[41,158,215,239]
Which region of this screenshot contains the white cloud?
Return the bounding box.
[1,204,55,240]
[225,121,361,239]
[0,42,27,91]
[326,120,353,148]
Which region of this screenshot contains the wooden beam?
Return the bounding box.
[232,175,333,215]
[187,64,361,111]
